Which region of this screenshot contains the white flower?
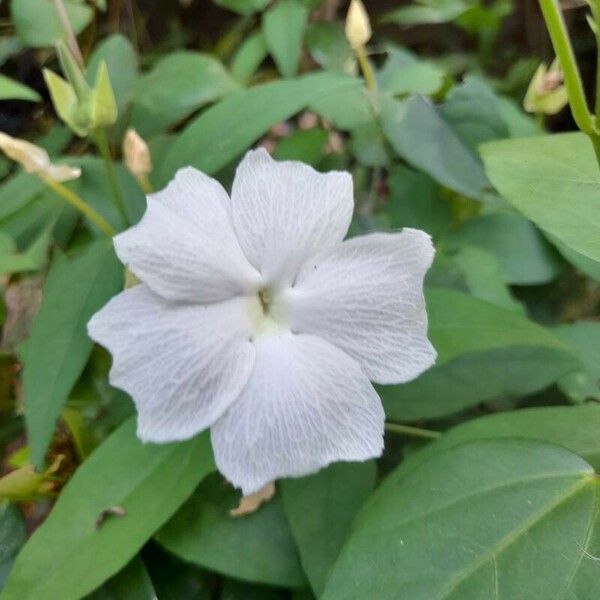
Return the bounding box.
[88,148,436,494]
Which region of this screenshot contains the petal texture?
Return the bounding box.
[114,167,261,303]
[231,148,353,285]
[211,332,384,494]
[88,285,255,442]
[287,230,436,384]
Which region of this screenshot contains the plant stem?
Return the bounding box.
[92,129,129,227]
[355,44,377,93]
[137,174,153,195]
[384,422,441,440]
[51,0,84,67]
[39,175,116,237]
[538,0,594,135]
[594,1,600,129]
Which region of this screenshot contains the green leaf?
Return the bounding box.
[377,47,446,97]
[273,128,328,165]
[444,212,562,284]
[481,132,600,262]
[214,0,270,15]
[379,94,489,200]
[0,228,51,276]
[554,322,600,403]
[281,462,376,596]
[0,504,25,590]
[130,52,238,137]
[384,164,451,238]
[157,73,364,183]
[305,22,354,73]
[404,404,600,474]
[87,557,156,600]
[381,346,578,421]
[262,0,308,78]
[323,439,600,600]
[23,240,123,469]
[156,473,305,588]
[231,32,268,85]
[438,76,508,152]
[11,0,92,48]
[381,290,578,421]
[382,0,468,25]
[89,62,118,129]
[0,74,40,102]
[426,288,570,365]
[87,34,138,115]
[1,418,214,600]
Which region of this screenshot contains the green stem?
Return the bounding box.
[594,1,600,128]
[355,44,377,93]
[384,422,441,440]
[39,175,116,237]
[51,0,84,67]
[538,0,595,135]
[92,129,128,227]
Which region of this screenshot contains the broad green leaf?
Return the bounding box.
[23,240,123,469]
[426,288,570,365]
[481,132,600,262]
[381,346,577,421]
[382,0,468,25]
[1,418,214,600]
[324,439,600,600]
[554,322,600,403]
[231,32,268,85]
[384,164,451,238]
[156,473,305,588]
[349,121,389,167]
[273,128,328,165]
[0,228,51,276]
[87,556,156,600]
[158,73,365,183]
[262,0,308,78]
[444,212,562,284]
[378,47,446,97]
[549,234,600,281]
[403,404,600,474]
[0,74,40,102]
[11,0,92,48]
[439,76,508,152]
[281,462,376,596]
[382,290,578,421]
[87,34,138,114]
[130,52,238,137]
[444,245,523,312]
[305,22,354,73]
[379,94,489,200]
[0,172,45,222]
[0,504,25,589]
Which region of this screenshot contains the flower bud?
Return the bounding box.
[123,128,152,179]
[345,0,372,49]
[0,132,81,182]
[523,59,568,116]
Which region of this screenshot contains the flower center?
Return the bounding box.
[248,286,289,339]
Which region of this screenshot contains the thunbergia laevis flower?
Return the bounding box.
[88,148,436,494]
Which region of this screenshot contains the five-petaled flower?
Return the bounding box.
[88,149,436,494]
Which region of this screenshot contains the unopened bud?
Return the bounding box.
[0,132,81,182]
[523,59,568,116]
[123,128,152,178]
[345,0,372,49]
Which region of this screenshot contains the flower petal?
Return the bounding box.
[88,285,255,442]
[230,148,353,285]
[211,332,384,494]
[286,230,436,384]
[114,167,261,303]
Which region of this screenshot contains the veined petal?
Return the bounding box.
[230,148,353,286]
[286,230,436,384]
[88,285,256,442]
[211,332,384,495]
[114,167,261,303]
